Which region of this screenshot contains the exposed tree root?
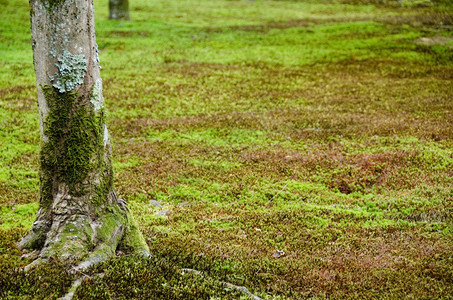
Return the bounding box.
[180,268,264,300]
[71,220,124,273]
[58,276,84,300]
[20,194,151,298]
[18,208,50,251]
[223,282,264,300]
[59,272,105,300]
[19,192,150,273]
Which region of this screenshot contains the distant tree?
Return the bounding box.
[109,0,130,20]
[20,0,148,270]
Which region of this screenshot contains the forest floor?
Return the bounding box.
[1,0,453,298]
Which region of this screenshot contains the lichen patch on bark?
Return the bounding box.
[50,50,87,93]
[90,78,104,111]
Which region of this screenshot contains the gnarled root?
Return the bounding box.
[19,189,150,299]
[20,200,150,272]
[18,208,50,250]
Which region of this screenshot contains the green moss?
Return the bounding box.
[92,167,114,207]
[2,0,453,298]
[0,258,74,298]
[0,203,38,230]
[72,255,245,299]
[118,209,149,255]
[96,208,124,244]
[40,85,111,208]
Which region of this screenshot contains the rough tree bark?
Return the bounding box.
[20,0,149,271]
[109,0,130,20]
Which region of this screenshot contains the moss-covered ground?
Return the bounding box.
[1,0,453,298]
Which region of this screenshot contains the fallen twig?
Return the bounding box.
[269,182,290,202]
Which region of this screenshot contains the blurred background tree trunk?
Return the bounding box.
[109,0,130,20]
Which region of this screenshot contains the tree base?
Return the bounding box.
[19,194,150,272]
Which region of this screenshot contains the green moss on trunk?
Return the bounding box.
[40,85,112,208]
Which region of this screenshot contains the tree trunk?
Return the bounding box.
[109,0,130,20]
[20,0,149,270]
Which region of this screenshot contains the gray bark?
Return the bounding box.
[109,0,130,20]
[20,0,149,268]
